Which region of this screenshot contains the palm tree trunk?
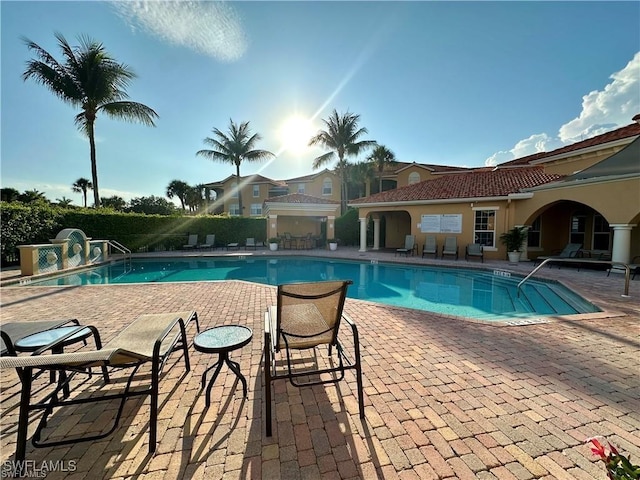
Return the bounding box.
[236,164,242,216]
[88,121,100,208]
[83,189,87,208]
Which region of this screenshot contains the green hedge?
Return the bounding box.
[1,202,359,265]
[0,203,268,264]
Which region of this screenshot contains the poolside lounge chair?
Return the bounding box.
[1,319,80,356]
[441,236,458,260]
[0,311,200,464]
[198,234,216,250]
[422,235,438,259]
[264,280,364,436]
[607,255,639,280]
[465,243,484,262]
[183,234,198,250]
[396,235,416,256]
[534,243,582,266]
[283,232,293,250]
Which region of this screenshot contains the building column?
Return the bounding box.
[359,217,367,252]
[373,217,381,250]
[610,224,636,266]
[515,224,530,261]
[327,216,336,243]
[268,214,278,239]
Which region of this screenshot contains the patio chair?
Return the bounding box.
[0,311,200,464]
[1,319,80,356]
[264,280,364,436]
[245,238,257,250]
[283,232,293,250]
[534,243,582,266]
[396,234,416,256]
[183,234,198,250]
[465,243,484,262]
[422,235,438,259]
[441,236,458,260]
[198,234,216,250]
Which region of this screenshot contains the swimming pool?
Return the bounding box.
[23,256,600,322]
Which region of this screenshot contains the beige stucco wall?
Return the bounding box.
[284,172,341,203]
[395,167,436,188]
[359,199,515,259]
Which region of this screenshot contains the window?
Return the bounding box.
[253,185,260,198]
[297,183,305,194]
[570,215,586,246]
[231,182,238,198]
[592,215,611,251]
[229,204,240,216]
[322,178,332,195]
[250,203,262,216]
[408,172,421,185]
[474,210,496,247]
[528,216,541,248]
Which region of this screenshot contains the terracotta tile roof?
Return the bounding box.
[499,122,640,166]
[264,193,339,205]
[392,161,469,174]
[204,174,284,188]
[350,166,563,204]
[284,169,335,183]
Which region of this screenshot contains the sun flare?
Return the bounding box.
[279,115,314,154]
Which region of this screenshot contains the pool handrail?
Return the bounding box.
[517,257,632,298]
[108,240,132,270]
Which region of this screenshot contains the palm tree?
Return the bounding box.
[309,109,375,212]
[347,161,375,199]
[166,180,190,211]
[56,196,74,208]
[17,189,48,204]
[72,177,93,207]
[196,119,274,215]
[367,145,397,194]
[22,33,158,208]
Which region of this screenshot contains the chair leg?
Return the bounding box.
[15,367,33,466]
[264,330,273,437]
[149,358,159,453]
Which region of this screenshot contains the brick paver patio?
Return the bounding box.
[1,249,638,479]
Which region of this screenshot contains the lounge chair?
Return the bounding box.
[465,243,484,262]
[198,234,216,250]
[1,319,80,356]
[0,311,200,464]
[245,238,257,250]
[264,280,364,436]
[534,243,582,266]
[226,242,240,250]
[183,234,198,250]
[441,236,458,260]
[607,255,639,280]
[422,235,438,259]
[396,234,416,256]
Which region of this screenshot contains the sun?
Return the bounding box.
[279,115,315,154]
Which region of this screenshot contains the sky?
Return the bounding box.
[1,1,639,206]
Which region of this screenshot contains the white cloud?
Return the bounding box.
[111,1,247,62]
[485,51,640,166]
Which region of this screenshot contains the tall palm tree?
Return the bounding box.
[367,145,397,194]
[196,119,274,216]
[22,33,158,208]
[166,180,190,211]
[72,177,93,207]
[347,161,376,199]
[309,109,375,212]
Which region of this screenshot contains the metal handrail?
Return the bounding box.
[108,240,132,269]
[517,257,632,298]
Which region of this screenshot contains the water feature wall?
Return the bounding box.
[18,228,109,276]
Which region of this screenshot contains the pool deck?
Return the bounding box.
[0,248,638,479]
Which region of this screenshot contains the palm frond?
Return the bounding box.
[99,102,158,126]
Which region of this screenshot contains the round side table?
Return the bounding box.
[193,325,253,406]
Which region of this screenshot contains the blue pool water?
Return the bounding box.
[24,257,599,322]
